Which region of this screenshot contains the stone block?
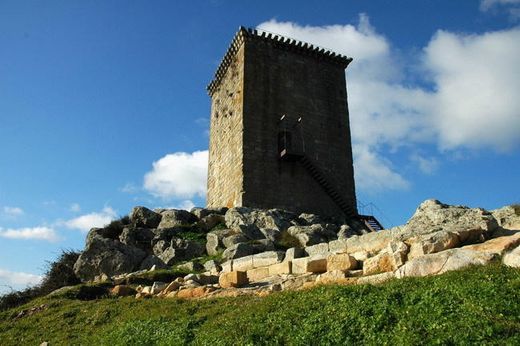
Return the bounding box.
[285,247,305,261]
[221,260,233,273]
[219,271,248,288]
[232,255,254,271]
[252,251,285,268]
[327,253,358,271]
[307,257,328,273]
[305,243,329,257]
[292,257,309,274]
[246,267,270,282]
[328,239,348,254]
[268,261,292,275]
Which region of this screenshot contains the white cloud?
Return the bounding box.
[69,203,81,212]
[256,17,520,191]
[0,269,42,293]
[353,145,410,192]
[410,154,439,175]
[0,226,59,242]
[424,28,520,151]
[0,268,43,288]
[64,206,117,232]
[144,150,208,199]
[2,206,24,216]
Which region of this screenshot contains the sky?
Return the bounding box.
[0,0,519,292]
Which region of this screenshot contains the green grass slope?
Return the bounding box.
[1,264,519,345]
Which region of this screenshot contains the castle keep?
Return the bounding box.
[206,27,358,219]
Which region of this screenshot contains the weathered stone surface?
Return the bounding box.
[401,199,498,237]
[232,255,254,271]
[154,238,205,265]
[305,243,329,257]
[346,230,397,256]
[219,271,248,288]
[247,267,270,282]
[157,209,198,229]
[285,247,305,261]
[296,213,324,226]
[198,214,226,231]
[222,233,249,248]
[203,259,222,273]
[252,251,285,268]
[85,227,122,246]
[130,206,162,228]
[337,225,356,240]
[328,239,348,254]
[139,255,167,271]
[281,273,318,290]
[356,272,395,285]
[407,231,460,260]
[74,238,147,281]
[396,248,497,278]
[225,207,295,233]
[110,285,136,297]
[222,242,262,260]
[206,228,233,255]
[287,224,337,247]
[158,281,182,296]
[292,257,327,274]
[363,241,408,275]
[176,261,204,272]
[268,261,292,275]
[119,227,155,252]
[317,270,348,284]
[191,207,228,219]
[192,274,219,285]
[503,245,520,268]
[463,232,520,255]
[221,260,233,273]
[151,281,168,295]
[177,286,215,299]
[492,206,520,230]
[327,253,357,271]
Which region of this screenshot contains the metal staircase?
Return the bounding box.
[298,155,357,219]
[358,214,384,232]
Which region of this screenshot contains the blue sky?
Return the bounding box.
[0,0,519,292]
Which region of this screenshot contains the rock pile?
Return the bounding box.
[74,200,520,299]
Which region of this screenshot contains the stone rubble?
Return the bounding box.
[70,200,520,300]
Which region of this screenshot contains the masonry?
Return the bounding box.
[206,27,357,218]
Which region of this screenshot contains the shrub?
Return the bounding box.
[0,249,81,311]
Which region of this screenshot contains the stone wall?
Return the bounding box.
[207,43,245,208]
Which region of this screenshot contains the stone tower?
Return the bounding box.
[206,27,358,218]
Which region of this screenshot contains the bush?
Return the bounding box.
[103,216,131,238]
[0,249,81,311]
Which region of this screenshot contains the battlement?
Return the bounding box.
[207,26,353,96]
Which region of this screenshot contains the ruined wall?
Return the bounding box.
[206,43,245,208]
[240,35,357,217]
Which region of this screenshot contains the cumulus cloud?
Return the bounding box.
[0,226,59,242]
[144,151,208,199]
[2,206,24,216]
[0,269,42,291]
[256,17,520,192]
[64,206,117,232]
[424,28,520,151]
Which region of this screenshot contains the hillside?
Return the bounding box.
[1,264,519,345]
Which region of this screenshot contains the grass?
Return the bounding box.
[1,264,518,345]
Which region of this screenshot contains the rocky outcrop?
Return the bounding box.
[73,200,519,295]
[74,237,147,281]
